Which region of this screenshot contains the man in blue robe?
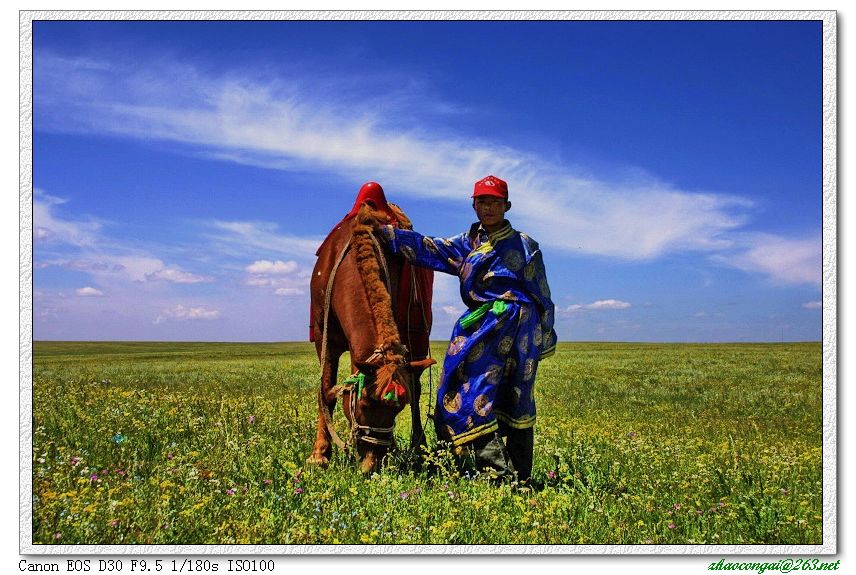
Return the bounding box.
[379,175,556,482]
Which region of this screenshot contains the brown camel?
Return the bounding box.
[309,199,434,474]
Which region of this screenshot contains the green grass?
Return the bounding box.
[30,341,823,545]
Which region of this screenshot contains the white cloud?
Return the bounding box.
[154,305,220,324]
[75,286,104,297]
[145,267,212,284]
[33,192,216,286]
[64,259,126,273]
[246,276,306,289]
[244,258,306,294]
[245,260,298,274]
[588,299,632,310]
[563,299,632,313]
[35,57,774,262]
[207,221,322,260]
[35,227,55,241]
[52,256,179,284]
[803,301,822,309]
[711,233,821,287]
[246,277,276,287]
[34,190,102,248]
[92,256,214,286]
[109,256,168,282]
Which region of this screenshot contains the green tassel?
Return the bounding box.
[460,301,492,329]
[343,372,366,398]
[460,299,509,329]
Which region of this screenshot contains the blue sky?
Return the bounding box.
[31,19,824,342]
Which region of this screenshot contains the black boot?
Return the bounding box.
[467,432,516,482]
[505,427,534,483]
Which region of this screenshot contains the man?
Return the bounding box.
[379,175,556,483]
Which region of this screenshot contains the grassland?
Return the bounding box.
[30,341,823,545]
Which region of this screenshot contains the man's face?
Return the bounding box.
[473,196,509,229]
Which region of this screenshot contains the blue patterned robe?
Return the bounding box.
[384,220,556,446]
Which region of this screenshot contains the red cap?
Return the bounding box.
[472,175,508,200]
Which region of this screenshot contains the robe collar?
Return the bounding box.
[469,220,513,246]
